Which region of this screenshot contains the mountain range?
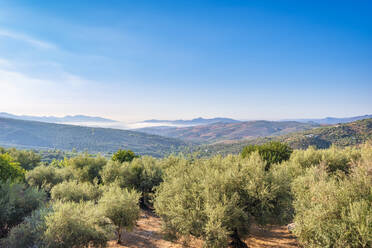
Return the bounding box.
[0,117,185,157]
[0,115,371,157]
[0,112,117,123]
[283,114,372,125]
[136,120,319,143]
[142,117,240,126]
[199,118,372,156]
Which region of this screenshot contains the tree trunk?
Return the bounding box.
[117,227,122,244]
[230,229,248,248]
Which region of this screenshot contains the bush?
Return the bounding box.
[290,145,359,174]
[241,141,292,170]
[6,148,41,171]
[64,154,107,183]
[0,181,46,237]
[43,201,110,248]
[101,156,163,206]
[154,153,291,247]
[0,154,25,182]
[112,149,138,163]
[291,149,372,248]
[26,165,72,193]
[98,184,140,244]
[51,180,102,203]
[0,208,50,248]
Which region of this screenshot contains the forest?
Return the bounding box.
[0,141,371,248]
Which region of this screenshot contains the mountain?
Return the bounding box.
[284,114,372,125]
[137,120,319,143]
[142,117,240,126]
[0,112,117,123]
[198,118,372,156]
[0,117,186,157]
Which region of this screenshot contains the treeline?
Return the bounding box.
[0,143,371,247]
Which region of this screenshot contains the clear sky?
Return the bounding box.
[0,0,371,122]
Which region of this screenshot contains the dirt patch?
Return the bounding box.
[244,224,300,248]
[107,211,202,248]
[108,211,299,248]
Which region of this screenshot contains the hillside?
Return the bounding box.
[142,117,240,126]
[0,117,186,157]
[285,114,372,125]
[198,118,372,156]
[137,120,319,143]
[0,112,117,123]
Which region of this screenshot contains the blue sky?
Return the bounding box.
[0,0,371,122]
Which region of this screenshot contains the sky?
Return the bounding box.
[0,0,371,122]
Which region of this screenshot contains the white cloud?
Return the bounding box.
[0,28,56,49]
[0,58,12,67]
[0,65,89,110]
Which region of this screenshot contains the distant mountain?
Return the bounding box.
[0,117,186,157]
[142,117,240,126]
[198,118,372,156]
[285,114,372,125]
[137,120,319,143]
[0,112,117,123]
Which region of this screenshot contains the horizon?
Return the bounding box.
[1,111,371,124]
[1,0,371,122]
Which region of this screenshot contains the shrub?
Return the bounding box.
[0,181,46,237]
[291,152,372,248]
[64,154,107,183]
[290,145,360,174]
[26,165,72,193]
[0,208,50,248]
[6,148,41,171]
[43,201,110,248]
[241,141,292,170]
[98,184,140,244]
[101,156,162,206]
[112,149,138,163]
[0,154,25,182]
[51,180,102,203]
[154,153,291,247]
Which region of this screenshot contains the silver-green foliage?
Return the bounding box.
[154,153,293,247]
[26,165,73,193]
[0,181,46,237]
[292,145,372,248]
[51,180,102,203]
[0,207,50,248]
[100,156,162,206]
[98,184,140,244]
[64,154,107,183]
[44,201,111,248]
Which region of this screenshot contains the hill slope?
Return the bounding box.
[137,121,319,143]
[142,117,240,126]
[285,114,372,125]
[0,117,186,157]
[0,112,117,123]
[198,118,372,156]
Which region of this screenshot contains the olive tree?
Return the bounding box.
[98,184,140,244]
[43,201,110,248]
[64,154,107,183]
[101,156,162,207]
[0,181,46,237]
[155,153,291,247]
[26,165,72,193]
[51,180,102,203]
